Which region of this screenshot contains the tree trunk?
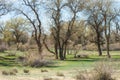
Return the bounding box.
[59,48,64,60]
[106,38,111,58]
[97,33,102,56]
[55,43,58,59]
[63,45,67,59]
[37,43,43,59]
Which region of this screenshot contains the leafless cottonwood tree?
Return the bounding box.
[44,0,85,60]
[87,0,104,56]
[17,0,44,59]
[101,0,119,58]
[113,18,120,42]
[87,0,119,58]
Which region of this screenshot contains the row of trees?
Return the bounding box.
[0,0,120,60]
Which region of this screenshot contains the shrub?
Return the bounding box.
[9,71,16,75]
[75,70,90,80]
[12,68,18,73]
[2,69,17,76]
[41,69,48,72]
[2,70,9,75]
[22,52,55,67]
[93,62,115,80]
[44,77,53,80]
[17,56,26,62]
[23,69,29,73]
[75,62,115,80]
[30,59,54,67]
[56,72,64,77]
[76,73,86,80]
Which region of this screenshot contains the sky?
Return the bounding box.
[0,0,120,32]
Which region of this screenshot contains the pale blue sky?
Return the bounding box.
[0,0,120,32]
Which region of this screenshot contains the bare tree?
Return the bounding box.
[44,0,85,60]
[5,17,28,49]
[17,0,44,59]
[87,0,104,56]
[101,0,119,58]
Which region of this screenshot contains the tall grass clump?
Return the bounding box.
[76,61,115,80]
[93,61,115,80]
[18,52,55,67]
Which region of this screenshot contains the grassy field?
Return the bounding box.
[0,50,120,80]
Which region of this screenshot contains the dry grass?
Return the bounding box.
[23,69,29,74]
[41,69,48,72]
[56,72,65,77]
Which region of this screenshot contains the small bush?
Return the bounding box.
[12,68,18,73]
[41,69,48,72]
[23,69,29,73]
[30,59,54,67]
[76,74,86,80]
[44,77,53,80]
[9,71,16,75]
[93,62,115,80]
[75,70,90,80]
[56,72,64,77]
[20,52,55,67]
[2,69,17,76]
[75,62,115,80]
[17,56,26,62]
[2,70,9,75]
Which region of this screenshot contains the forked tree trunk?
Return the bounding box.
[37,43,43,60]
[106,38,111,58]
[97,33,102,56]
[59,48,64,60]
[55,43,59,59]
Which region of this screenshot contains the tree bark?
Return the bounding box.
[97,33,102,56]
[106,37,111,58]
[59,48,64,60]
[55,43,59,59]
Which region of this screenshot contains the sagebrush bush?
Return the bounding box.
[44,77,53,80]
[12,68,18,73]
[41,69,48,72]
[9,71,16,75]
[93,62,115,80]
[2,69,18,76]
[2,70,9,75]
[75,70,90,80]
[23,69,29,73]
[56,72,64,77]
[30,59,54,67]
[75,62,115,80]
[21,52,55,67]
[76,73,86,80]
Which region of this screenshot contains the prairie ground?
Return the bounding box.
[0,50,120,80]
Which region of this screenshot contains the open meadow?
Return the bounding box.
[0,50,120,80]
